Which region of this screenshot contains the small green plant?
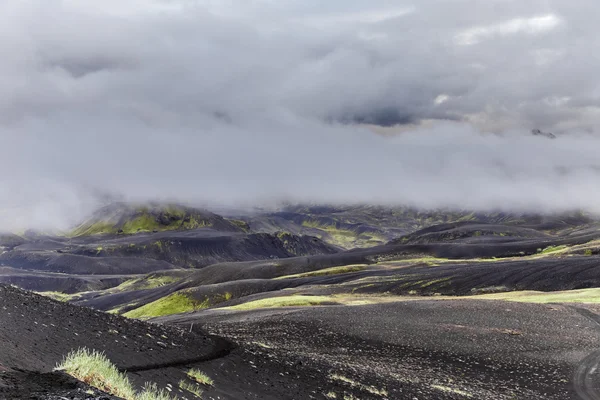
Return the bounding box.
[137,383,176,400]
[179,380,203,398]
[275,265,368,280]
[187,369,214,386]
[585,249,593,256]
[330,374,388,396]
[539,245,568,255]
[56,348,176,400]
[56,348,136,399]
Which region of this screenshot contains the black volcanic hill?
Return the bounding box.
[0,283,228,399]
[0,203,340,293]
[69,203,247,236]
[242,204,595,249]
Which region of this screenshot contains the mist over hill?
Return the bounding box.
[1,1,600,230]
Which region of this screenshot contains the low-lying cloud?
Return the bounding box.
[1,0,600,230]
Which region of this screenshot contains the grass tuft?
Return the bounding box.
[137,383,177,400]
[179,380,203,398]
[187,369,214,386]
[55,348,177,400]
[330,374,388,396]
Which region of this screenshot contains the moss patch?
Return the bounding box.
[124,292,209,319]
[275,265,368,280]
[70,222,115,237]
[36,291,76,302]
[226,295,334,311]
[69,205,214,237]
[301,220,385,249]
[115,275,179,292]
[471,288,600,303]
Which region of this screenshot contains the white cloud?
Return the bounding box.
[298,7,415,26]
[455,14,562,45]
[0,0,598,229]
[434,94,450,105]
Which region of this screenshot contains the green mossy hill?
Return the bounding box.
[123,291,209,320]
[69,203,245,237]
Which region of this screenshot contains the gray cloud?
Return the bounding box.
[1,0,600,229]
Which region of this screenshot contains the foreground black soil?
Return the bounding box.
[0,284,227,399]
[160,300,600,399]
[5,279,600,398]
[0,284,376,399]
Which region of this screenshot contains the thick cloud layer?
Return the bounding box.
[1,0,600,229]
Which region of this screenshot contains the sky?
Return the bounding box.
[1,0,600,229]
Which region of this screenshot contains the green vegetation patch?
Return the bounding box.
[329,374,388,397]
[124,292,209,319]
[187,369,214,386]
[226,295,334,311]
[70,221,115,237]
[431,384,473,397]
[275,265,368,280]
[36,291,76,302]
[538,245,568,255]
[178,380,203,398]
[227,219,250,232]
[121,214,168,234]
[69,205,214,237]
[472,288,600,303]
[116,274,180,292]
[301,220,384,249]
[56,348,175,400]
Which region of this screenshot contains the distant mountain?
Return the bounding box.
[240,205,595,249]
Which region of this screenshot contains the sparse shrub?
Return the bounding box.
[137,383,176,400]
[56,348,136,399]
[56,348,177,400]
[187,369,214,386]
[585,249,593,256]
[178,380,203,398]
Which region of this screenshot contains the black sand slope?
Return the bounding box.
[0,284,381,400]
[159,300,600,399]
[0,284,227,398]
[0,231,337,273]
[72,221,600,315]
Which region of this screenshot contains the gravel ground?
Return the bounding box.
[161,299,600,399]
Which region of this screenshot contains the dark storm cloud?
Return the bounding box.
[1,0,600,229]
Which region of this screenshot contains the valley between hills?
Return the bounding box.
[2,203,600,399]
